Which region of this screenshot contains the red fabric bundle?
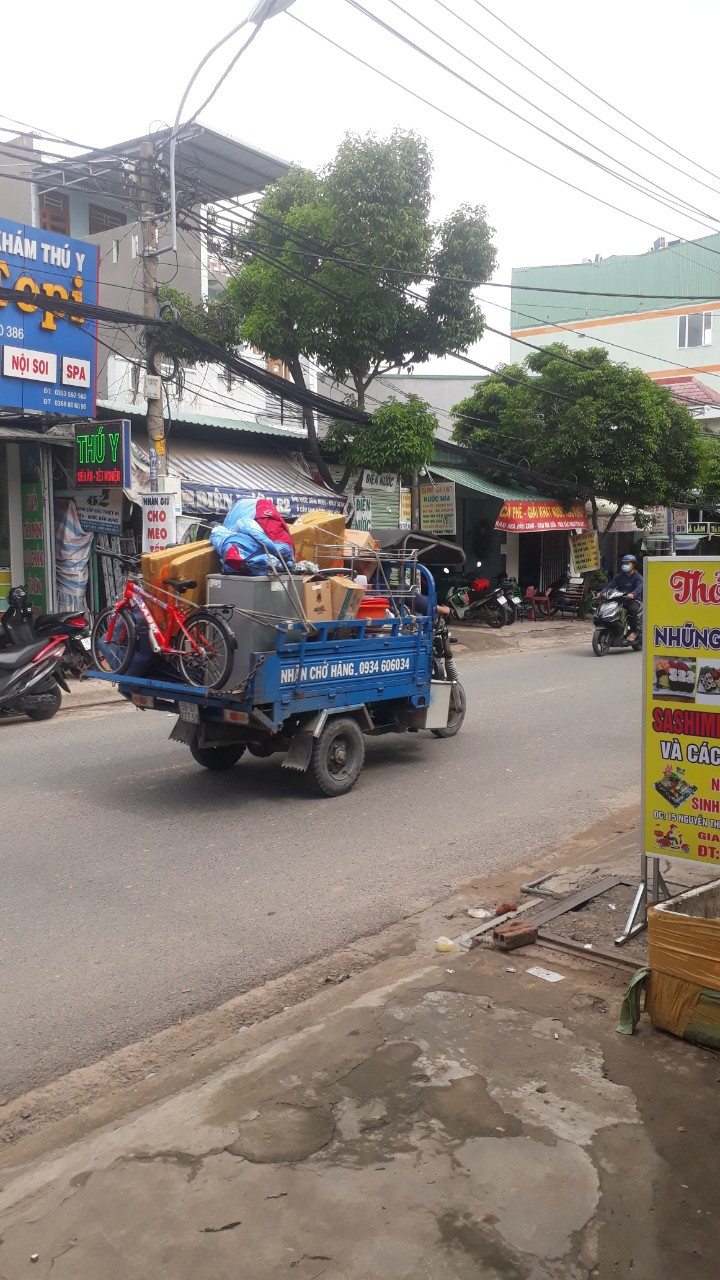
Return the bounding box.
[254,500,294,556]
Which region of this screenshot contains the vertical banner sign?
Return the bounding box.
[399,488,412,530]
[644,558,720,867]
[569,530,600,574]
[21,483,46,611]
[142,493,177,552]
[352,495,373,532]
[0,216,99,416]
[419,481,456,535]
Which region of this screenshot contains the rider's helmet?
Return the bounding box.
[621,554,637,571]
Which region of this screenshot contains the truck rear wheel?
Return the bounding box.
[432,682,466,738]
[189,738,246,770]
[309,717,365,797]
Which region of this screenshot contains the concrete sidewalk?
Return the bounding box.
[1,816,718,1278]
[454,616,594,657]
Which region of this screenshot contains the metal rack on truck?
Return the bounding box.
[90,552,466,797]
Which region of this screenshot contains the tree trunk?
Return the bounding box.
[410,469,421,532]
[288,357,349,494]
[598,502,623,554]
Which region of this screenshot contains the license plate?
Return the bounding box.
[79,636,92,650]
[179,700,200,723]
[497,594,507,604]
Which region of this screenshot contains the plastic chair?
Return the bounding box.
[525,585,553,620]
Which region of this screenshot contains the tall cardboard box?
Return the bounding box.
[142,541,220,623]
[328,575,365,620]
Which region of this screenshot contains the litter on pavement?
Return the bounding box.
[527,965,566,983]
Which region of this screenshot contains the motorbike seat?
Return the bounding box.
[0,640,56,670]
[165,578,197,594]
[35,611,82,629]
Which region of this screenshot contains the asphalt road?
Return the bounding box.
[1,643,641,1097]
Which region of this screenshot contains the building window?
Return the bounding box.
[38,191,69,235]
[88,204,127,235]
[131,234,140,259]
[111,239,120,264]
[678,312,712,348]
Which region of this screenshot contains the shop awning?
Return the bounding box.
[0,423,73,446]
[430,463,539,502]
[169,445,346,519]
[495,500,589,532]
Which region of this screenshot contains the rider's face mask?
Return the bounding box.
[622,564,633,572]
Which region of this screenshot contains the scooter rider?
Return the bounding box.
[606,554,643,644]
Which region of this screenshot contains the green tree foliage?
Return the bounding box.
[156,285,240,364]
[227,130,496,487]
[698,434,720,506]
[326,395,438,475]
[452,344,702,538]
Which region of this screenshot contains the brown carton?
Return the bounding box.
[301,576,333,624]
[328,575,366,620]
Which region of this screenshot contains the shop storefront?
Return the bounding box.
[494,499,589,590]
[0,426,60,614]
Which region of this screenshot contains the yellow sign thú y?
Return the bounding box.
[644,558,720,868]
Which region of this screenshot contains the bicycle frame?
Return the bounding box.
[108,578,207,658]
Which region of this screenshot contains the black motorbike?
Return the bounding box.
[0,585,91,677]
[0,632,69,720]
[592,587,643,656]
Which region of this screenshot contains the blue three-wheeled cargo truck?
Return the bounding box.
[90,552,466,797]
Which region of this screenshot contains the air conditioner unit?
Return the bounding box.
[653,237,666,251]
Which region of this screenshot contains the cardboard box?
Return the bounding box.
[328,575,365,620]
[292,510,346,569]
[646,880,720,1049]
[342,529,378,554]
[301,576,333,624]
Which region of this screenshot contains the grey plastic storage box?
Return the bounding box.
[206,574,304,688]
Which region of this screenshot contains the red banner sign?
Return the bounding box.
[495,500,589,533]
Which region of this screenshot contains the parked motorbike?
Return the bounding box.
[591,587,643,656]
[431,606,466,737]
[498,575,524,623]
[446,576,508,628]
[0,632,69,720]
[0,585,91,677]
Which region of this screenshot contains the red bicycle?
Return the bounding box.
[91,554,235,689]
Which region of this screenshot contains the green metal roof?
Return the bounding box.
[97,401,305,439]
[430,462,539,502]
[511,232,720,329]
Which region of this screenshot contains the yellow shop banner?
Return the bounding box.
[644,558,720,868]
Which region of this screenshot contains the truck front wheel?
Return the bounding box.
[189,738,246,771]
[309,717,365,797]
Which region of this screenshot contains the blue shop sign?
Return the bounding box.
[0,216,99,417]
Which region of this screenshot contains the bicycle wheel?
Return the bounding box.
[177,610,234,689]
[91,606,136,675]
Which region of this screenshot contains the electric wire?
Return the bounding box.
[379,0,720,229]
[291,11,720,267]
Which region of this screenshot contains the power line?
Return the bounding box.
[471,0,720,189]
[433,0,720,203]
[191,203,720,394]
[380,0,720,230]
[292,10,720,267]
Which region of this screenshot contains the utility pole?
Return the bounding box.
[139,140,165,493]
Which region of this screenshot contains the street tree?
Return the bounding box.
[452,344,702,542]
[226,130,496,488]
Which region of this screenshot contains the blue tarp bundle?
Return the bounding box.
[209,498,296,575]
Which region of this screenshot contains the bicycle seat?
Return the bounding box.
[165,578,197,594]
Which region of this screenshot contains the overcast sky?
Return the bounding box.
[3,0,718,373]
